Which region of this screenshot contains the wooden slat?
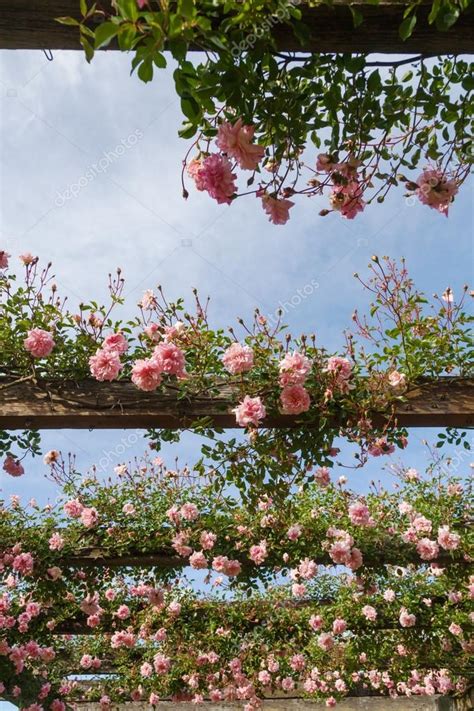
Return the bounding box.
[0,377,472,430]
[0,1,473,54]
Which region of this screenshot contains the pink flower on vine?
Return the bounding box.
[153,342,187,378]
[348,500,373,527]
[416,168,458,216]
[216,118,265,170]
[0,250,10,269]
[330,181,365,219]
[233,395,266,427]
[192,153,237,205]
[249,540,268,565]
[416,537,440,560]
[261,194,294,225]
[316,153,337,172]
[102,332,128,355]
[89,348,123,382]
[131,358,162,391]
[361,605,377,621]
[64,498,84,518]
[279,351,311,386]
[189,551,208,570]
[222,342,254,374]
[280,384,311,415]
[399,607,416,627]
[24,328,55,358]
[3,456,25,477]
[80,506,99,528]
[153,653,171,674]
[437,525,460,550]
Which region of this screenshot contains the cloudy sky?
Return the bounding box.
[0,48,472,529]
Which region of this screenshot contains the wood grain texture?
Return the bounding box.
[0,1,473,53]
[0,377,472,429]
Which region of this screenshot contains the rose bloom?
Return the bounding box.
[399,607,416,627]
[249,540,268,565]
[102,332,128,355]
[153,653,171,674]
[280,384,311,415]
[80,507,99,528]
[416,537,440,561]
[383,589,396,602]
[200,530,217,550]
[279,351,311,385]
[329,181,365,219]
[314,466,331,486]
[416,168,458,216]
[180,502,199,521]
[195,153,237,205]
[216,118,265,170]
[153,342,186,378]
[233,395,266,427]
[448,622,462,636]
[316,153,336,172]
[64,498,84,518]
[317,632,334,651]
[43,450,59,465]
[222,342,254,374]
[189,551,208,570]
[0,250,10,269]
[438,525,461,550]
[131,358,162,391]
[388,370,407,390]
[361,605,377,621]
[48,533,65,551]
[3,456,25,477]
[89,348,122,382]
[332,618,347,634]
[348,500,372,526]
[261,194,294,225]
[24,328,55,358]
[287,524,303,541]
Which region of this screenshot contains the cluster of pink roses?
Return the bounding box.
[64,498,99,528]
[400,504,461,561]
[88,331,128,382]
[184,115,460,225]
[325,528,363,571]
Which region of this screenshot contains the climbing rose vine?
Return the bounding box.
[0,456,472,708]
[0,252,472,499]
[59,2,473,225]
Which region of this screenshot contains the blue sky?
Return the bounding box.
[0,45,473,711]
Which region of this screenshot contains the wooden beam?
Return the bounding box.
[0,1,473,54]
[0,377,472,430]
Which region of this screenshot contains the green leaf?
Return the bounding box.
[94,22,119,50]
[80,33,95,62]
[138,59,154,82]
[56,16,79,26]
[399,14,417,40]
[178,0,196,18]
[153,52,167,69]
[349,5,364,27]
[181,95,201,121]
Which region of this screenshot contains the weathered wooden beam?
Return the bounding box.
[0,377,472,430]
[0,1,473,54]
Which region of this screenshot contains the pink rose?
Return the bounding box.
[153,653,171,674]
[3,456,25,477]
[314,466,331,486]
[131,358,162,391]
[249,540,268,565]
[399,607,416,627]
[416,538,440,561]
[261,194,294,225]
[189,551,208,570]
[348,500,372,526]
[361,605,377,621]
[102,332,128,355]
[153,342,186,378]
[317,632,334,651]
[80,507,99,528]
[416,168,458,216]
[388,370,407,390]
[64,498,84,518]
[216,118,265,171]
[194,153,237,205]
[24,328,55,358]
[280,384,311,415]
[48,533,65,551]
[279,351,311,385]
[287,524,303,541]
[222,343,254,374]
[332,618,347,634]
[0,251,10,269]
[89,348,122,382]
[437,525,460,550]
[233,395,266,427]
[329,180,365,219]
